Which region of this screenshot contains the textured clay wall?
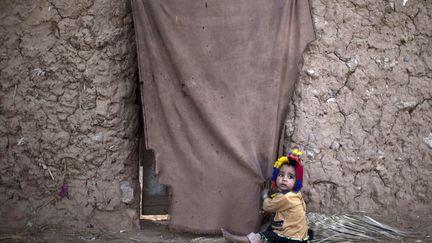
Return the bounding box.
[287,0,432,222]
[0,0,431,232]
[0,0,139,230]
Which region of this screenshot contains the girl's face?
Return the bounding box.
[276,164,296,191]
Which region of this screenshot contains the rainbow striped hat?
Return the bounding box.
[271,149,304,192]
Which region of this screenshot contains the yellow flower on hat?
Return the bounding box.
[274,156,288,169]
[292,149,303,156]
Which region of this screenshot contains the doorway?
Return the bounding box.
[139,146,170,217]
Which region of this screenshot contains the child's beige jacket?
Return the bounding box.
[263,192,308,240]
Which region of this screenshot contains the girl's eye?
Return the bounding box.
[277,173,295,179]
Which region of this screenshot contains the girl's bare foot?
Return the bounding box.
[221,228,234,242]
[221,228,250,243]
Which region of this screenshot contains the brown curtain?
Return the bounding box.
[131,0,315,234]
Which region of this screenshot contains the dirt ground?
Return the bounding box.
[0,220,220,243]
[1,214,431,243]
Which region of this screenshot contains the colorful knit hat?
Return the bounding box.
[271,149,304,192]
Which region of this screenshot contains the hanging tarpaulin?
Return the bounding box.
[131,0,315,234]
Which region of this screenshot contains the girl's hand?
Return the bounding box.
[262,188,269,199]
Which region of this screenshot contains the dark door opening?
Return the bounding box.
[139,145,170,218]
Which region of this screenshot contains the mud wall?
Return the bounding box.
[286,0,432,222]
[0,0,431,232]
[0,0,139,230]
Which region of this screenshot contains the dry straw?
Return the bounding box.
[308,212,421,242]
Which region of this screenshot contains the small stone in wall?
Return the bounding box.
[326,97,336,103]
[304,145,320,158]
[305,69,317,77]
[346,58,358,73]
[424,133,432,149]
[396,101,417,111]
[90,132,104,142]
[120,181,134,204]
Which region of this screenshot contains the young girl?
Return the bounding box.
[222,150,311,243]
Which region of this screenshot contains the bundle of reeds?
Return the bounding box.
[307,212,421,242]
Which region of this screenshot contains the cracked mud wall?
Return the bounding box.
[0,0,139,230]
[1,0,431,232]
[287,0,432,222]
